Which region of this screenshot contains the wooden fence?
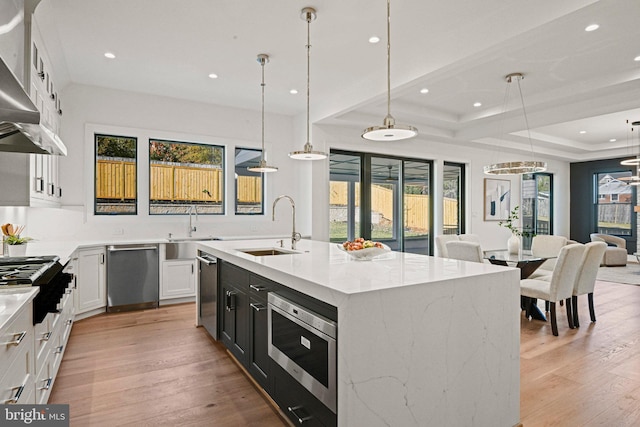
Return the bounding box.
[97,159,236,202]
[329,181,458,231]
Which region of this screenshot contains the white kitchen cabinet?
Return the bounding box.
[0,300,35,405]
[74,247,107,314]
[160,260,196,300]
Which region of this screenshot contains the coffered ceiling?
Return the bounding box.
[34,0,640,162]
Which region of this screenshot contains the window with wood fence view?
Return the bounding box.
[94,136,228,215]
[95,134,137,214]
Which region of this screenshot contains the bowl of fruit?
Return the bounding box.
[337,238,391,261]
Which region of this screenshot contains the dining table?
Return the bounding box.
[484,249,553,321]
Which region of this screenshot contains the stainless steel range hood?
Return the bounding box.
[0,57,67,156]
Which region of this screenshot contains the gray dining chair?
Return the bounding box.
[571,241,607,327]
[445,241,484,263]
[520,243,586,336]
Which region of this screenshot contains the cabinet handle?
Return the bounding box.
[55,345,64,354]
[48,183,55,196]
[6,331,27,346]
[67,319,73,326]
[287,406,313,424]
[65,288,72,294]
[191,264,194,274]
[40,377,53,391]
[35,177,44,193]
[5,384,25,404]
[100,253,105,264]
[250,303,265,312]
[250,284,267,292]
[225,290,236,312]
[39,331,52,341]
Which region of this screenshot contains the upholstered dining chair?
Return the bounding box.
[520,243,586,336]
[571,241,607,327]
[527,235,568,280]
[445,241,484,263]
[435,235,460,258]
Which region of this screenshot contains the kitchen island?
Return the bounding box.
[198,239,521,427]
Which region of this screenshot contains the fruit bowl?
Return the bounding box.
[336,243,391,261]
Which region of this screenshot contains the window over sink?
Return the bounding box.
[148,138,225,215]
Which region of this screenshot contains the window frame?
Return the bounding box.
[234,147,265,215]
[94,133,138,216]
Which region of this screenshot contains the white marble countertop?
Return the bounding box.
[0,287,38,331]
[197,238,517,304]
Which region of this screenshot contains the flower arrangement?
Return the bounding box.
[498,206,534,238]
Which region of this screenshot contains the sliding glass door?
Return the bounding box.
[330,151,433,254]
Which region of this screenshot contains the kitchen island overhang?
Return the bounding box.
[198,239,521,427]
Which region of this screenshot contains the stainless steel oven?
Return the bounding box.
[268,293,337,414]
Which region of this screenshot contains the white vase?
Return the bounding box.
[7,244,27,257]
[507,234,520,255]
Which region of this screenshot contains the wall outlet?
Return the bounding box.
[250,225,258,232]
[113,227,124,235]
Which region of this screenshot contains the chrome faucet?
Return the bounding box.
[272,195,301,250]
[187,205,198,237]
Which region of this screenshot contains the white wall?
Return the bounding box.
[6,83,570,249]
[20,83,312,242]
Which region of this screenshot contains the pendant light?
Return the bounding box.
[620,121,640,166]
[289,7,327,161]
[248,54,278,173]
[361,0,417,141]
[484,73,547,175]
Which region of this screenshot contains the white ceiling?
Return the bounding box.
[34,0,640,162]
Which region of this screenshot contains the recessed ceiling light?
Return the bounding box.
[420,88,429,94]
[634,55,640,62]
[208,73,218,79]
[473,102,482,107]
[104,52,115,59]
[579,130,587,134]
[369,36,380,44]
[610,138,617,142]
[585,24,599,32]
[289,89,298,94]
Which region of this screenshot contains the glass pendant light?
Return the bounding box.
[248,54,278,173]
[289,7,327,161]
[484,73,547,175]
[362,0,417,141]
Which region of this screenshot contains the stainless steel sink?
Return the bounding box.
[239,248,301,256]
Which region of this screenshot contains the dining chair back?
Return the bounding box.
[520,243,586,335]
[571,241,607,327]
[435,235,460,258]
[530,235,567,273]
[445,241,484,263]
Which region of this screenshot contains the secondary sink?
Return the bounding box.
[239,248,301,256]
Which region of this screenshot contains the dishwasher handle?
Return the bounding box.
[108,245,158,252]
[196,255,217,265]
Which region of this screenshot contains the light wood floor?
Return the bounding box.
[50,280,640,426]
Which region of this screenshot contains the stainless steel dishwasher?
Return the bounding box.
[196,251,218,339]
[107,244,159,313]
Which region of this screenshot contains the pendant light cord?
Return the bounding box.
[515,76,537,164]
[261,59,266,161]
[306,13,311,146]
[386,0,391,118]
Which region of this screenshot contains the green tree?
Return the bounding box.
[97,135,136,158]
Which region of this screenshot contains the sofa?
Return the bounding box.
[589,233,628,266]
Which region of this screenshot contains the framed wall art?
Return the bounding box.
[484,178,511,221]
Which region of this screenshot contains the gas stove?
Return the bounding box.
[0,255,61,287]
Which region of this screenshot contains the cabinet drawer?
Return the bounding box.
[35,355,53,404]
[248,274,279,298]
[34,313,54,374]
[0,334,34,405]
[273,364,336,427]
[0,306,32,374]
